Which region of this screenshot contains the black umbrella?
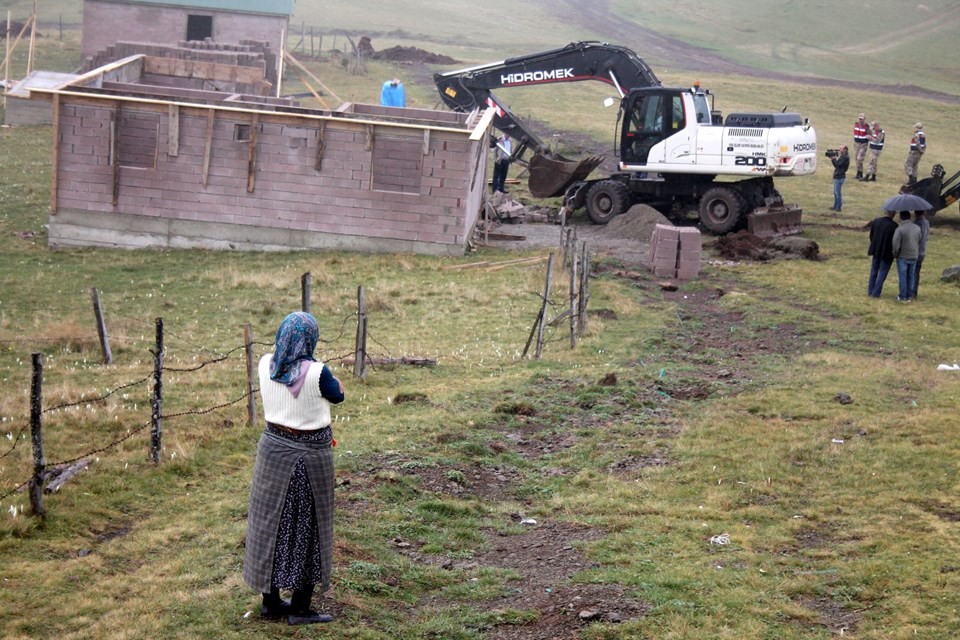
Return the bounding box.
[882,193,933,212]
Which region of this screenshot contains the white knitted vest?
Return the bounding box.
[258,354,332,430]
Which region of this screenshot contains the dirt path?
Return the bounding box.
[841,2,960,55]
[536,0,960,104]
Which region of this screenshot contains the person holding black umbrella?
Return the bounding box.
[866,208,897,298]
[891,211,922,302]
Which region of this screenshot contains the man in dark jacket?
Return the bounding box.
[892,211,922,302]
[867,209,898,297]
[830,145,850,211]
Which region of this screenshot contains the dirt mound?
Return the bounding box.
[715,230,819,261]
[599,205,672,242]
[374,46,459,65]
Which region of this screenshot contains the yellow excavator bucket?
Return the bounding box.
[528,152,605,198]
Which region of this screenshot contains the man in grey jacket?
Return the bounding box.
[891,211,922,302]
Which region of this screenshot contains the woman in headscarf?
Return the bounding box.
[243,312,344,625]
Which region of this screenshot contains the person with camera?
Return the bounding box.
[826,145,850,212]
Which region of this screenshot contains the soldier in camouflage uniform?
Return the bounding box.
[864,121,884,182]
[853,113,870,180]
[904,122,926,185]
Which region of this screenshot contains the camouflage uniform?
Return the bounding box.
[904,123,926,184]
[852,114,870,179]
[865,122,884,181]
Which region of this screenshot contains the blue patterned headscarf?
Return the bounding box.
[269,312,319,387]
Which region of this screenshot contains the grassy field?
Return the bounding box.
[2,7,960,640]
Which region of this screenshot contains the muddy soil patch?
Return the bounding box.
[475,521,650,638]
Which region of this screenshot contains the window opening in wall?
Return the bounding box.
[118,110,160,169]
[186,15,213,41]
[371,135,423,194]
[234,124,252,142]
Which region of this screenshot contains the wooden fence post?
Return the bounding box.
[570,246,579,348]
[28,353,46,519]
[301,272,312,313]
[90,287,113,365]
[353,285,367,379]
[578,242,590,335]
[150,318,164,464]
[244,323,257,427]
[522,253,555,359]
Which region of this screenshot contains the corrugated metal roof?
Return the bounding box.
[103,0,294,17]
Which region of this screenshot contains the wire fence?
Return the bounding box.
[0,248,593,517]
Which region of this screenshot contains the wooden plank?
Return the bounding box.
[314,121,326,171]
[364,124,374,151]
[144,56,267,85]
[50,94,60,214]
[282,50,340,106]
[111,104,120,205]
[201,109,215,186]
[167,104,179,157]
[247,112,258,193]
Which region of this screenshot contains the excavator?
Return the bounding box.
[434,41,818,236]
[901,164,960,216]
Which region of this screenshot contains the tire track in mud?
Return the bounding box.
[840,2,960,54]
[537,0,960,104]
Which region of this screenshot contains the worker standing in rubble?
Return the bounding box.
[491,132,512,194]
[904,122,926,185]
[853,113,870,180]
[864,121,884,182]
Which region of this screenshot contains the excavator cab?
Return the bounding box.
[620,88,710,166]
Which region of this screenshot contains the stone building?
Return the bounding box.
[38,52,492,256]
[81,0,293,93]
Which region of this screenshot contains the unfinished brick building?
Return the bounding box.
[81,0,292,93]
[40,52,492,256]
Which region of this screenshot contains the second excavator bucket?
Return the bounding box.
[528,152,606,198]
[746,205,803,238]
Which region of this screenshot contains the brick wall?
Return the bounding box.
[50,97,485,255]
[82,1,285,86]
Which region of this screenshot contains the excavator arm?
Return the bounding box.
[435,42,662,197]
[903,164,960,214]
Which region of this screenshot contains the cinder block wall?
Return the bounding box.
[82,1,285,85]
[49,98,486,255]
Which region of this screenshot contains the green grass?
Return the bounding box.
[2,13,960,640]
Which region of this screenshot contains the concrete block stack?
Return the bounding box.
[647,224,701,280]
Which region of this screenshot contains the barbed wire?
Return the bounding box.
[0,478,30,503]
[43,374,153,414]
[161,343,249,372]
[160,389,254,420]
[45,419,153,469]
[0,423,30,461]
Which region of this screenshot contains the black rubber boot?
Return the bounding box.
[260,587,292,619]
[868,174,876,182]
[856,171,863,180]
[287,585,333,625]
[908,175,917,185]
